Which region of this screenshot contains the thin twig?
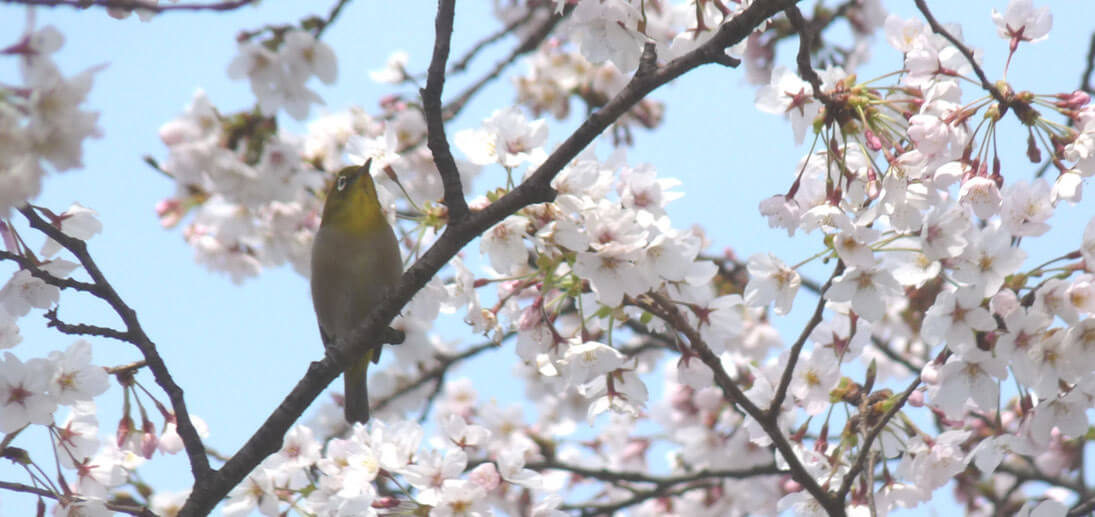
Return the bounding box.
[768,262,842,416]
[1081,32,1095,94]
[18,207,211,481]
[370,341,500,414]
[564,482,714,516]
[441,10,561,119]
[634,290,843,516]
[527,460,783,486]
[449,8,537,73]
[0,0,253,13]
[0,250,97,292]
[44,307,129,342]
[0,480,156,517]
[421,0,470,221]
[312,0,350,39]
[836,376,922,500]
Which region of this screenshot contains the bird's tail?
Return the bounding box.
[343,357,370,424]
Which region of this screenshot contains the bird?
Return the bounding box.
[310,159,402,423]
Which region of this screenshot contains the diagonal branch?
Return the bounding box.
[18,207,211,481]
[768,262,841,416]
[421,0,470,222]
[835,376,922,500]
[635,291,842,516]
[441,9,562,119]
[913,0,1036,123]
[178,1,804,514]
[0,250,97,293]
[370,340,501,415]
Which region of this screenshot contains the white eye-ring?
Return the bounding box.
[336,175,349,191]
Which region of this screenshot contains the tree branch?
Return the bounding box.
[448,8,538,74]
[0,480,156,517]
[178,1,804,514]
[441,9,561,120]
[421,0,470,222]
[835,376,922,500]
[43,307,129,342]
[1081,32,1095,94]
[18,207,211,481]
[913,0,1036,122]
[768,262,841,416]
[634,290,843,516]
[0,250,97,293]
[527,459,784,486]
[0,0,253,13]
[369,340,500,415]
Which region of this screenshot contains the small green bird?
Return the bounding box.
[311,159,402,423]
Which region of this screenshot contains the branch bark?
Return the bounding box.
[421,0,470,222]
[18,207,212,482]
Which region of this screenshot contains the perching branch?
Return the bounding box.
[178,1,803,514]
[18,207,211,482]
[421,0,470,222]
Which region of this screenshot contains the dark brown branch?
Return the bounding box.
[449,8,537,73]
[913,0,1036,123]
[18,207,211,481]
[784,4,828,102]
[44,307,129,342]
[369,341,500,414]
[0,0,253,13]
[421,0,470,222]
[0,480,156,517]
[1081,32,1095,94]
[178,1,803,514]
[636,290,842,516]
[0,250,97,292]
[527,460,783,486]
[768,263,841,416]
[564,482,714,517]
[441,10,561,119]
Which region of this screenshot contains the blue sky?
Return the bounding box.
[1,1,1094,515]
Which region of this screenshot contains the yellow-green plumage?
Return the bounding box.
[311,160,402,423]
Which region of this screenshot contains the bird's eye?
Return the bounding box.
[336,175,349,191]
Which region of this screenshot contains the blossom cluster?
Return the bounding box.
[0,21,102,217]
